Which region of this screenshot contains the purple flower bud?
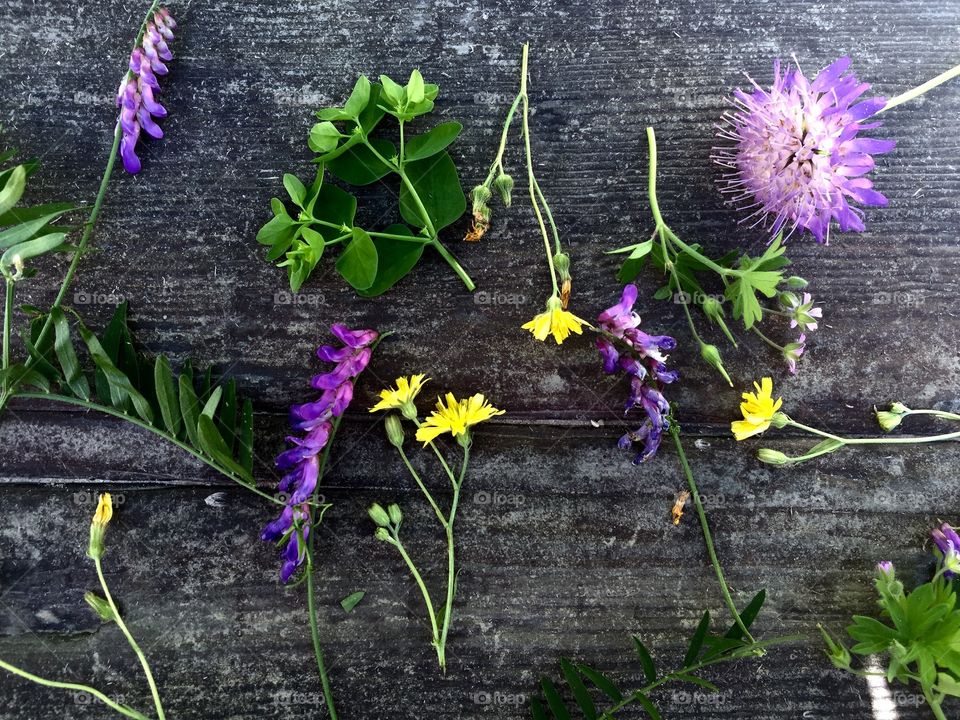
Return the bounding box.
[596,337,619,374]
[330,324,379,348]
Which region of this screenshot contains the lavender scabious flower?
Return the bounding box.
[715,57,895,243]
[932,523,960,579]
[116,7,177,174]
[261,324,378,583]
[597,284,678,463]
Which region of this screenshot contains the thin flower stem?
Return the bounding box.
[902,408,960,423]
[411,417,458,485]
[2,277,12,372]
[482,91,524,185]
[94,558,165,720]
[305,548,338,720]
[3,1,161,409]
[437,444,469,674]
[13,391,285,506]
[788,418,960,446]
[751,327,786,352]
[924,687,949,720]
[668,425,755,643]
[365,230,431,244]
[518,45,559,296]
[0,659,150,720]
[880,63,960,114]
[397,445,448,526]
[386,533,441,654]
[531,175,562,255]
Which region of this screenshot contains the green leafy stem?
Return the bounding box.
[607,127,801,384]
[531,590,801,719]
[258,71,475,295]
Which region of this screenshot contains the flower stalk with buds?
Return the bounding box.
[369,376,503,672]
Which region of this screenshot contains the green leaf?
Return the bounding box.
[0,165,25,215]
[336,227,378,290]
[724,589,766,642]
[632,636,657,684]
[343,75,371,118]
[406,69,425,104]
[560,659,596,720]
[198,414,251,481]
[357,224,425,297]
[634,693,662,720]
[674,673,720,692]
[23,316,60,383]
[1,363,50,392]
[1,232,67,271]
[530,698,548,720]
[201,385,222,419]
[178,373,202,449]
[311,183,357,235]
[652,285,672,301]
[0,201,75,228]
[307,122,341,154]
[340,591,365,613]
[78,322,153,423]
[326,138,396,185]
[0,210,69,250]
[218,379,237,454]
[256,212,295,246]
[238,398,254,474]
[399,151,466,232]
[283,174,307,207]
[378,74,405,107]
[404,122,462,162]
[539,678,572,720]
[575,664,622,703]
[154,355,181,437]
[683,611,711,667]
[50,308,89,400]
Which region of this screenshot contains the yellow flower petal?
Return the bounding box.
[415,392,504,444]
[92,493,113,527]
[522,304,588,345]
[730,377,782,441]
[369,374,429,412]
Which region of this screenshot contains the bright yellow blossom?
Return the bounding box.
[731,377,783,441]
[93,493,113,527]
[370,374,429,415]
[415,393,504,444]
[522,297,588,345]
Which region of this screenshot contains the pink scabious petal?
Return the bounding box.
[713,57,895,243]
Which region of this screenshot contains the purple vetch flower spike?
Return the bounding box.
[262,325,378,583]
[597,285,677,463]
[116,7,177,174]
[714,57,895,243]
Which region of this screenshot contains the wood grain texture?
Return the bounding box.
[2,0,960,717]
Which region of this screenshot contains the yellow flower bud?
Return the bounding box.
[87,493,113,560]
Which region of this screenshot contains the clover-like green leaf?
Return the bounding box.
[357,224,427,297]
[335,227,378,290]
[404,122,462,162]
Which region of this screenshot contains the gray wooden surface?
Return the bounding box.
[2,0,960,718]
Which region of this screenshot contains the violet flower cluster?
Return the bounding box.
[596,284,678,462]
[933,523,960,579]
[116,7,177,174]
[261,324,379,583]
[716,57,895,243]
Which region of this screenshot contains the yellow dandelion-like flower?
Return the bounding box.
[92,493,113,527]
[415,393,504,444]
[369,374,429,414]
[731,377,784,441]
[521,297,588,345]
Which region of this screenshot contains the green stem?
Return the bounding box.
[482,91,524,185]
[2,277,12,372]
[924,687,949,720]
[437,444,469,674]
[669,425,755,643]
[788,417,960,446]
[531,175,561,255]
[751,327,786,353]
[411,417,458,485]
[358,136,475,291]
[518,44,559,295]
[305,548,338,720]
[902,408,960,423]
[397,445,447,526]
[94,558,165,720]
[0,1,160,411]
[12,392,284,506]
[597,634,801,719]
[366,230,431,243]
[387,534,442,656]
[0,659,150,720]
[880,63,960,114]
